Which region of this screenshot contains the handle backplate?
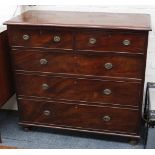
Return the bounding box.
[123,39,130,46]
[42,83,49,90]
[102,89,112,95]
[43,110,51,116]
[89,37,96,45]
[53,35,61,42]
[102,115,111,122]
[23,34,30,40]
[104,63,113,70]
[40,59,48,65]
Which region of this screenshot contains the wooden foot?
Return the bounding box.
[22,126,32,132]
[129,140,139,145]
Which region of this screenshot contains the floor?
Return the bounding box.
[0,110,145,149]
[0,145,17,149]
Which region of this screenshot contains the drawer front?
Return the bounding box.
[8,27,73,49]
[12,50,144,79]
[75,31,146,53]
[19,99,139,134]
[16,74,141,107]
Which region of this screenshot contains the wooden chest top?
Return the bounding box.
[4,10,151,31]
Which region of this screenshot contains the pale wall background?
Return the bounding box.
[1,5,155,110]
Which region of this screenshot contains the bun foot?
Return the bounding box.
[129,140,139,145]
[22,126,32,132]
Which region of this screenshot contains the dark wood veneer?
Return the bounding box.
[8,27,73,49]
[8,26,147,54]
[18,98,139,135]
[4,10,151,30]
[5,10,151,140]
[12,50,144,79]
[0,30,14,143]
[0,31,14,106]
[16,73,142,107]
[76,31,146,53]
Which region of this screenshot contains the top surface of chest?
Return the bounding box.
[4,10,151,31]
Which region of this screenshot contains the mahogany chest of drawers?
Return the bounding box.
[5,10,151,140]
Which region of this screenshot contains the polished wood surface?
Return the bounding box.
[4,10,151,30]
[8,26,147,54]
[0,30,14,143]
[0,31,14,107]
[76,31,147,53]
[5,10,151,139]
[16,73,142,107]
[19,98,139,135]
[12,50,144,79]
[8,27,73,49]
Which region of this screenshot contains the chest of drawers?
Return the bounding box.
[5,10,151,140]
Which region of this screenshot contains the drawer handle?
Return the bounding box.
[89,37,96,45]
[53,35,61,43]
[42,83,49,90]
[40,59,48,65]
[23,34,30,40]
[122,39,130,46]
[102,115,111,122]
[104,63,113,70]
[102,89,111,95]
[43,110,51,116]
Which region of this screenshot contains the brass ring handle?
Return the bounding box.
[40,59,48,65]
[23,34,30,40]
[102,115,111,122]
[89,37,96,45]
[43,110,51,116]
[42,83,49,90]
[102,89,111,95]
[53,35,61,42]
[104,63,113,70]
[122,39,130,46]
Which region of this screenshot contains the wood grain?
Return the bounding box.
[8,27,73,49]
[4,10,151,30]
[0,31,14,107]
[12,50,145,79]
[5,10,151,139]
[16,73,142,107]
[76,31,147,53]
[0,30,14,144]
[18,98,140,135]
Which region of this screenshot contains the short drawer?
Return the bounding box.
[75,31,147,53]
[8,27,73,49]
[12,50,144,79]
[18,99,139,134]
[16,73,142,107]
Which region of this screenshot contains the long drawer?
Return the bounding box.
[18,98,139,135]
[16,73,142,107]
[12,50,144,79]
